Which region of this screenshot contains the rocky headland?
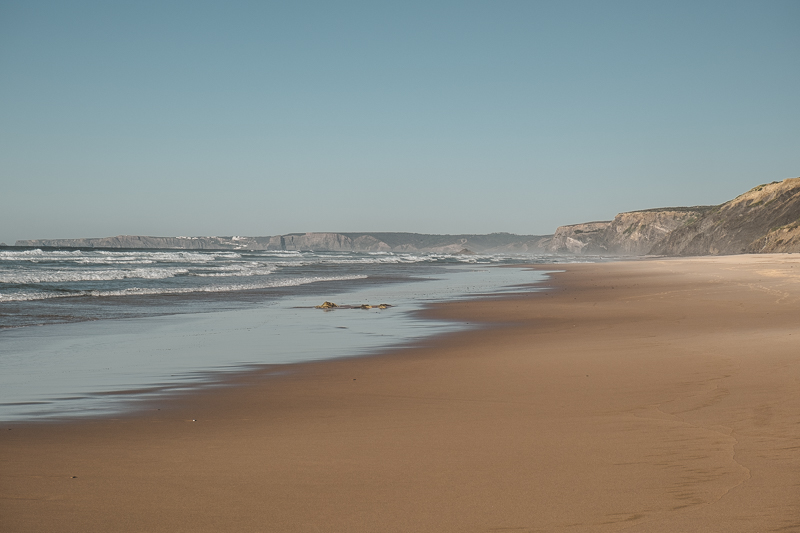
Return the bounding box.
[650,177,800,255]
[546,177,800,256]
[546,207,713,255]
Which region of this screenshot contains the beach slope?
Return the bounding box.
[2,255,800,531]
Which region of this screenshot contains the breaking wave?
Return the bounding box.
[0,249,240,264]
[0,268,191,284]
[0,248,559,327]
[0,275,367,302]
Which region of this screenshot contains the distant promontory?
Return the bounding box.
[549,176,800,256]
[13,232,552,255]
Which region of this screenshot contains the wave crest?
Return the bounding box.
[0,275,367,302]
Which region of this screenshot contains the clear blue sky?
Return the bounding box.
[2,1,798,244]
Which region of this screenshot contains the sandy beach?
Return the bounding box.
[2,255,800,532]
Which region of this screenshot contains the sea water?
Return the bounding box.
[0,248,589,421]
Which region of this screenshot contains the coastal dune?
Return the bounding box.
[2,256,800,531]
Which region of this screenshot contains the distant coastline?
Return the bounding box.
[10,232,552,255]
[12,176,800,256]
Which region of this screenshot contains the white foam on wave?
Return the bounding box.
[91,250,243,260]
[77,258,156,265]
[0,267,190,284]
[261,250,302,256]
[191,263,277,277]
[270,255,419,268]
[0,249,82,259]
[1,259,279,286]
[0,275,368,302]
[2,248,520,266]
[1,249,240,264]
[272,252,511,267]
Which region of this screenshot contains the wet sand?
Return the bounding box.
[2,255,800,532]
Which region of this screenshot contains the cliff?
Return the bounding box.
[15,232,553,254]
[279,233,392,252]
[547,177,800,256]
[547,207,712,255]
[650,177,800,256]
[750,221,800,253]
[547,221,612,254]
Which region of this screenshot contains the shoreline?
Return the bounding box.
[0,264,551,422]
[3,255,800,531]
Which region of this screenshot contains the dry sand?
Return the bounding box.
[2,255,800,532]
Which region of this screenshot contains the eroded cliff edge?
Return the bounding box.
[650,178,800,255]
[547,177,800,256]
[547,207,713,255]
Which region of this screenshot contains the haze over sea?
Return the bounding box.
[0,248,587,421]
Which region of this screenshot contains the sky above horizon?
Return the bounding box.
[2,1,799,244]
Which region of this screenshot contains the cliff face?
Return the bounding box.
[547,221,612,254]
[547,208,711,255]
[751,222,800,253]
[650,178,800,256]
[280,233,392,252]
[604,208,713,255]
[15,232,552,254]
[547,177,800,256]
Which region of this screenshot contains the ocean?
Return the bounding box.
[0,248,588,421]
